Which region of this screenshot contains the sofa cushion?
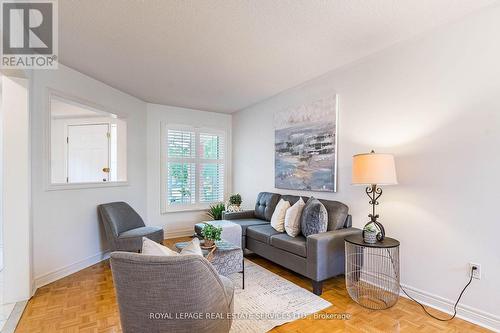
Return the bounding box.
[270,233,307,257]
[119,226,164,239]
[254,192,281,221]
[246,225,282,244]
[281,195,309,206]
[301,197,328,237]
[320,200,348,231]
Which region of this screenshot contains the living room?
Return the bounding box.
[1,1,499,332]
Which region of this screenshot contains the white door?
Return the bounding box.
[67,124,110,183]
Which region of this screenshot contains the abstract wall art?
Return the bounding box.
[274,95,338,192]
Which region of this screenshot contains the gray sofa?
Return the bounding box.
[110,252,234,333]
[195,192,361,295]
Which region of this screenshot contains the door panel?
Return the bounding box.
[67,124,110,183]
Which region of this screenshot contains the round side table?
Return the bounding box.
[344,234,400,310]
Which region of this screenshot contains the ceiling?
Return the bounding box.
[59,0,498,113]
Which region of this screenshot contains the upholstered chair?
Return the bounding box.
[110,252,234,333]
[98,202,164,252]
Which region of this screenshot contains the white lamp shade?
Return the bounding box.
[352,152,398,185]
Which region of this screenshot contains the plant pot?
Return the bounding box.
[363,231,377,244]
[204,239,215,248]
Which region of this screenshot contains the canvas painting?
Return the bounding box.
[274,95,338,192]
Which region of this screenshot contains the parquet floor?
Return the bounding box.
[15,237,491,333]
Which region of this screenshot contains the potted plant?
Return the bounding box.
[363,222,378,244]
[226,193,242,213]
[229,193,242,207]
[207,202,225,220]
[201,223,222,248]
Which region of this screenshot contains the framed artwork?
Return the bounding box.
[274,95,338,192]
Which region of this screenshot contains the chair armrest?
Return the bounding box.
[222,210,255,220]
[306,227,362,281]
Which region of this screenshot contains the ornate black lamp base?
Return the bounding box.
[362,220,385,241]
[362,184,386,241]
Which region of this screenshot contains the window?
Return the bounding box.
[49,93,127,189]
[162,124,226,212]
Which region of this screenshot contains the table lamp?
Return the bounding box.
[352,150,397,241]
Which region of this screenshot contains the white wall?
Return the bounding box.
[31,64,147,287]
[2,75,31,303]
[0,89,2,256]
[233,7,500,330]
[146,103,232,238]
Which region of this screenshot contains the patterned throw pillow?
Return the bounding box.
[300,197,328,237]
[284,197,306,237]
[271,199,291,232]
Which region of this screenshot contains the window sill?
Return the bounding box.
[46,181,129,191]
[161,205,211,214]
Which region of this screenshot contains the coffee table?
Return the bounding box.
[175,239,244,289]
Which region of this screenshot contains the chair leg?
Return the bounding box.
[312,280,323,296]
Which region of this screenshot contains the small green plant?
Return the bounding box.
[229,193,242,206]
[201,223,223,242]
[363,222,378,233]
[207,202,225,220]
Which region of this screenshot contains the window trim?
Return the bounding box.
[45,89,129,191]
[160,122,227,213]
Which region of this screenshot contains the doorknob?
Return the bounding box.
[102,167,110,173]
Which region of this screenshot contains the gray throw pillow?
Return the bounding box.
[300,197,328,237]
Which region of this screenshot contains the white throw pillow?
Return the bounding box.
[142,237,179,256]
[142,237,203,257]
[271,199,291,232]
[179,237,204,256]
[284,197,306,237]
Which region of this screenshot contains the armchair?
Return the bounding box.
[110,252,234,333]
[98,202,164,252]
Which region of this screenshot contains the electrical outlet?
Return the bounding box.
[470,263,481,280]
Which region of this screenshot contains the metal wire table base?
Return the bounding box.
[345,238,400,310]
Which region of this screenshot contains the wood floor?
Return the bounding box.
[16,237,490,333]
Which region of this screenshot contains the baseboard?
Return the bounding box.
[356,273,499,332]
[165,227,194,239]
[31,228,192,291]
[34,251,110,290]
[400,283,500,332]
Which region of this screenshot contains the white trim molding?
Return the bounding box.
[34,251,110,290]
[400,283,500,332]
[46,181,129,191]
[44,88,130,191]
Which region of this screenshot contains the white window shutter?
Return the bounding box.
[164,126,225,211]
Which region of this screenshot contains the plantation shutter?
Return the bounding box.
[166,129,196,205]
[164,126,225,210]
[199,133,224,203]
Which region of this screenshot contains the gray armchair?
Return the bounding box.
[98,202,164,252]
[110,252,234,333]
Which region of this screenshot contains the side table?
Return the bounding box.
[175,239,244,289]
[344,234,400,310]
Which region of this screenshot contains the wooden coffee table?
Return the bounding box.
[175,239,244,289]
